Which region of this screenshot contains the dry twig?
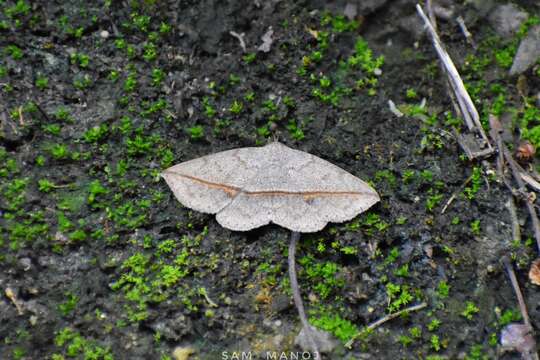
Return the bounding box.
[5,287,24,315]
[521,173,540,192]
[506,196,521,244]
[502,146,540,254]
[345,302,427,348]
[502,258,539,360]
[229,31,247,53]
[416,4,493,157]
[456,16,475,48]
[441,174,472,214]
[503,258,533,330]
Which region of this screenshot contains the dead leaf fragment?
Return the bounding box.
[528,258,540,285]
[306,28,319,40]
[172,347,195,360]
[344,3,358,21]
[500,323,536,357]
[5,287,24,315]
[258,27,274,53]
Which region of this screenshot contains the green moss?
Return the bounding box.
[286,120,305,141]
[5,44,23,59]
[242,53,256,64]
[70,52,90,68]
[520,104,540,148]
[498,308,521,327]
[50,144,69,159]
[348,37,385,75]
[470,220,481,235]
[83,124,108,143]
[143,42,157,61]
[310,312,358,342]
[386,282,413,313]
[461,301,480,320]
[38,179,55,193]
[463,167,483,200]
[425,193,443,212]
[58,292,79,316]
[427,318,441,331]
[186,125,204,140]
[375,169,397,187]
[436,281,450,299]
[299,255,344,299]
[35,75,49,90]
[229,100,243,114]
[54,328,114,360]
[69,229,87,242]
[87,180,108,206]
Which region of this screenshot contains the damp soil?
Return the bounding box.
[1,0,540,359]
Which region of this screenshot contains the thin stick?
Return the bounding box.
[426,0,437,31]
[17,106,25,126]
[521,172,540,192]
[441,174,472,214]
[229,31,247,53]
[416,4,492,151]
[456,16,475,48]
[489,115,515,191]
[506,197,521,244]
[365,302,428,331]
[289,231,319,357]
[488,115,540,252]
[345,302,427,348]
[503,147,540,254]
[503,258,532,329]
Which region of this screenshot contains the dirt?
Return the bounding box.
[1,0,540,359]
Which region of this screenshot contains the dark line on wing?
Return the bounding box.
[164,171,374,197]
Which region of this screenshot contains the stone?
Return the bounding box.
[488,4,528,39]
[510,25,540,75]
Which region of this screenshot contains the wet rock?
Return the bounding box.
[500,323,537,357]
[148,314,193,341]
[312,0,388,18]
[270,294,291,313]
[488,3,528,39]
[510,25,540,75]
[398,14,426,41]
[295,326,338,354]
[43,52,62,70]
[18,257,32,271]
[432,2,455,20]
[123,331,154,357]
[344,3,357,21]
[0,107,27,147]
[467,0,497,17]
[95,99,116,120]
[355,0,389,15]
[258,27,274,53]
[24,299,49,319]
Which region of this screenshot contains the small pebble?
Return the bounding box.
[172,347,195,360]
[100,30,110,39]
[19,257,31,271]
[295,326,338,354]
